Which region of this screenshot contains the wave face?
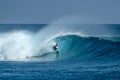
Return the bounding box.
[41,35,120,62]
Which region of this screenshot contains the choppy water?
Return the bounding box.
[0,61,120,80]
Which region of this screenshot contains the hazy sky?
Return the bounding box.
[0,0,120,24]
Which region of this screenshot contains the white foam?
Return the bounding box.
[0,31,33,60]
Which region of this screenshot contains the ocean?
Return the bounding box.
[0,24,119,80]
[0,61,120,80]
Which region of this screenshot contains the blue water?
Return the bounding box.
[0,61,120,80]
[0,24,120,80]
[0,36,120,80]
[52,35,120,61]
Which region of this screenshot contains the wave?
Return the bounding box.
[0,30,119,63]
[35,34,120,62]
[0,28,119,62]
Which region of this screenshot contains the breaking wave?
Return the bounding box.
[0,30,119,63]
[28,32,120,62]
[34,34,120,62]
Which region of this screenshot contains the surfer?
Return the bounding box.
[53,43,58,51]
[53,43,59,59]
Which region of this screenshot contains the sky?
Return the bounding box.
[0,0,120,24]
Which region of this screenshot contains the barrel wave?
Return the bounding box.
[36,34,120,62]
[0,31,119,63]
